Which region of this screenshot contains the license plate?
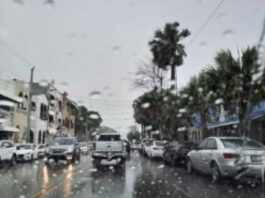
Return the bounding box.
[251,155,262,162]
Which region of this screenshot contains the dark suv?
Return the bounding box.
[163,141,198,166]
[45,137,81,164]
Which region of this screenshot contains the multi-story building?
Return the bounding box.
[1,79,79,143]
[0,79,21,141]
[48,87,63,137]
[12,79,30,142]
[62,92,78,136]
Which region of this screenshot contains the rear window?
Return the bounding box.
[221,139,263,149]
[179,142,198,148]
[155,141,165,147]
[17,145,31,150]
[98,135,121,141]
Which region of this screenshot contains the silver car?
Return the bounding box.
[187,137,265,182]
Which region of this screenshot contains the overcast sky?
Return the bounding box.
[0,0,264,136]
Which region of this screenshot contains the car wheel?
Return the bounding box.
[187,158,194,174]
[211,162,221,183]
[10,155,16,166]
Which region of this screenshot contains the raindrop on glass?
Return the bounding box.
[223,30,234,38]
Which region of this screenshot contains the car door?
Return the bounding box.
[201,138,217,174]
[0,141,7,160]
[4,141,14,160]
[191,139,209,172]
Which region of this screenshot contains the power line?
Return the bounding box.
[187,0,225,48]
[0,39,32,69]
[0,64,28,80]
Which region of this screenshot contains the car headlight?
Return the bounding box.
[67,148,73,153]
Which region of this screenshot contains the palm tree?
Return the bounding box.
[214,47,261,137]
[149,22,190,91]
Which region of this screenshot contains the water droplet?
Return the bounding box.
[141,102,151,109]
[199,42,207,48]
[89,91,101,99]
[13,0,23,5]
[158,164,165,169]
[223,30,234,38]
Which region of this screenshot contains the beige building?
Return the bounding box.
[62,92,78,136]
[12,79,30,142]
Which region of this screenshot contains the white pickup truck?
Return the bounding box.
[0,140,17,165]
[92,133,126,167]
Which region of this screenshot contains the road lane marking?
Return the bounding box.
[32,161,90,198]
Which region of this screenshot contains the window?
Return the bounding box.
[198,139,208,149]
[40,104,48,120]
[49,115,54,123]
[38,131,42,144]
[31,102,36,111]
[1,141,12,148]
[206,139,217,150]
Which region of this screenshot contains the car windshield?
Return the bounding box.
[221,139,264,149]
[2,0,265,197]
[98,135,121,141]
[52,138,74,146]
[17,145,31,150]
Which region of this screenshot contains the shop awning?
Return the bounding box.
[207,120,239,129]
[0,89,22,103]
[0,126,20,133]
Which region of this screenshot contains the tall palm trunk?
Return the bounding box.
[201,109,208,139]
[239,101,248,137]
[170,65,177,91]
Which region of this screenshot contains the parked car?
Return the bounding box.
[163,141,198,166]
[16,144,38,161]
[80,142,89,154]
[187,137,265,182]
[45,137,81,164]
[37,144,47,158]
[142,139,153,156]
[0,140,17,165]
[131,141,141,150]
[146,141,166,159]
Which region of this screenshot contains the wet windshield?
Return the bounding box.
[221,139,264,149]
[52,138,74,146]
[1,0,265,197]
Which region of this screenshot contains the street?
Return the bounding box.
[0,151,265,198]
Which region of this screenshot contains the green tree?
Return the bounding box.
[127,125,141,141]
[214,47,261,137]
[149,22,190,90]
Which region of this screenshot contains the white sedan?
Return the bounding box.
[146,141,166,159]
[16,144,38,161]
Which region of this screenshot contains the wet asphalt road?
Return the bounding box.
[1,151,265,198]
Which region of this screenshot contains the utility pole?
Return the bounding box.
[26,67,35,143]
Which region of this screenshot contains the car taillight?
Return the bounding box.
[178,147,185,152]
[223,153,240,159]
